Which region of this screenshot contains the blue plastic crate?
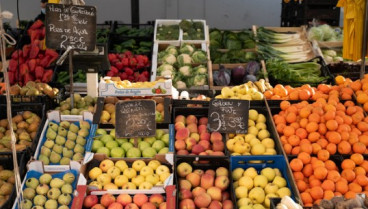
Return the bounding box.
[230,155,297,201]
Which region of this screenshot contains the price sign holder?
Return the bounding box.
[208,99,250,134]
[115,100,156,143]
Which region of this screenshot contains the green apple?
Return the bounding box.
[138,141,151,151]
[97,147,110,157]
[121,142,134,152]
[116,138,128,146]
[109,129,115,138]
[92,140,104,152]
[129,138,142,144]
[126,147,141,158]
[155,130,165,140]
[143,137,156,145]
[142,147,157,158]
[111,147,125,158]
[158,147,169,154]
[152,140,165,152]
[95,129,107,136]
[100,135,114,145]
[161,134,170,146]
[105,141,119,150]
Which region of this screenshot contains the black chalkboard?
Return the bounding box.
[115,100,156,138]
[208,99,250,134]
[45,3,96,51]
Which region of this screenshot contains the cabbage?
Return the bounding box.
[324,55,333,63]
[157,64,174,74]
[323,50,337,57]
[334,56,343,62]
[177,54,192,66]
[179,66,192,77]
[193,74,207,86]
[231,66,246,85]
[308,27,324,41]
[165,46,178,56]
[179,44,195,55]
[192,50,207,63]
[194,65,207,75]
[213,65,231,86]
[161,54,176,65]
[318,24,335,41]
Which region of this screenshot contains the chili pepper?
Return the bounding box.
[28,59,36,73]
[115,62,123,70]
[42,69,53,83]
[19,63,29,77]
[11,50,22,60]
[40,56,51,67]
[8,59,18,72]
[22,45,31,58]
[29,43,40,59]
[35,66,44,80]
[129,57,137,67]
[124,67,133,76]
[121,57,129,66]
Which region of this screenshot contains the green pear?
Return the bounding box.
[41,146,51,157]
[69,123,79,134]
[65,140,76,150]
[45,199,58,209]
[50,178,64,188]
[95,129,107,135]
[36,184,49,195]
[21,199,32,209]
[26,178,39,189]
[59,121,70,129]
[91,140,104,152]
[23,188,36,200]
[77,128,89,138]
[72,153,83,161]
[67,131,77,141]
[109,129,115,138]
[39,154,50,165]
[50,152,61,164]
[73,144,85,153]
[52,144,63,154]
[60,157,71,165]
[70,108,80,115]
[33,194,46,206]
[79,121,90,130]
[57,127,68,137]
[63,173,75,184]
[62,148,74,158]
[55,135,66,146]
[47,188,61,200]
[58,193,72,205]
[48,122,59,131]
[76,136,86,146]
[39,174,52,184]
[43,139,54,149]
[61,184,73,194]
[46,129,57,140]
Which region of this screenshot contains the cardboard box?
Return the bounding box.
[33,111,96,172]
[98,77,172,97]
[83,154,174,195]
[12,161,87,209]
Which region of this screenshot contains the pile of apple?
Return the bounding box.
[177,162,233,209]
[20,172,76,209]
[227,109,277,156]
[92,129,170,158]
[38,120,91,165]
[174,115,225,156]
[88,159,171,190]
[232,167,291,209]
[84,193,167,209]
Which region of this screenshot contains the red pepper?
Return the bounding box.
[129,57,137,67]
[11,50,22,60]
[138,74,148,82]
[41,27,46,39]
[40,56,51,67]
[22,45,31,58]
[28,59,37,73]
[110,66,119,74]
[19,63,29,77]
[121,57,129,66]
[123,51,133,58]
[119,72,128,80]
[136,61,145,69]
[35,66,44,80]
[29,43,40,59]
[29,20,44,30]
[115,62,123,70]
[30,30,40,43]
[124,67,134,76]
[23,73,34,84]
[8,59,18,72]
[134,72,140,79]
[45,49,58,66]
[108,53,117,62]
[42,69,53,83]
[38,53,44,59]
[7,71,15,85]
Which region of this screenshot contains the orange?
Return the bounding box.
[364,102,368,112]
[359,135,368,146]
[302,164,313,177]
[360,161,368,172]
[336,180,349,194]
[344,191,357,199]
[346,106,357,116]
[337,141,351,154]
[289,91,299,100]
[308,132,320,142]
[335,75,345,85]
[341,169,356,182]
[326,120,338,131]
[324,190,334,200]
[312,160,325,170]
[324,110,336,121]
[357,93,368,104]
[344,101,355,107]
[306,122,319,133]
[300,139,311,145]
[300,143,313,154]
[299,118,309,128]
[312,143,322,155]
[288,135,300,146]
[283,144,292,154]
[290,158,303,172]
[277,123,286,134]
[318,123,327,135]
[308,113,321,123]
[280,136,288,144]
[352,142,366,154]
[264,90,273,99]
[299,89,311,100]
[310,187,324,200]
[351,153,364,165]
[291,146,300,155]
[283,126,295,137]
[298,152,311,164]
[296,128,308,139]
[317,150,330,162]
[326,131,341,144]
[354,167,366,176]
[321,180,335,191]
[280,101,291,110]
[294,172,304,181]
[314,166,328,180]
[325,160,338,171]
[317,139,329,148]
[327,170,341,182]
[356,174,368,186]
[350,80,362,91]
[297,180,307,192]
[326,143,337,155]
[342,159,356,170]
[286,112,297,123]
[290,122,300,130]
[348,182,362,193]
[300,192,313,205]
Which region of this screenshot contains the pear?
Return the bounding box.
[72,153,83,161]
[61,110,71,115]
[58,193,72,205]
[62,148,74,158]
[21,199,33,209]
[55,135,66,146]
[60,103,71,111]
[79,121,90,130]
[52,144,63,154]
[27,123,38,132]
[60,157,71,165]
[39,155,50,165]
[33,195,47,206]
[61,184,73,194]
[45,199,58,209]
[23,188,36,200]
[63,173,75,184]
[70,108,80,115]
[39,174,52,184]
[77,100,86,109]
[65,140,76,150]
[67,131,77,141]
[77,128,89,138]
[57,127,68,137]
[50,152,61,164]
[76,136,86,146]
[43,139,55,149]
[47,188,61,200]
[17,121,29,129]
[59,121,71,129]
[0,170,13,180]
[26,178,39,189]
[73,93,82,102]
[73,144,85,154]
[20,86,29,95]
[36,184,49,195]
[19,132,31,141]
[48,122,59,132]
[46,129,57,140]
[50,178,64,188]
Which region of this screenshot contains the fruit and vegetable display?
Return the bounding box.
[0,111,41,152]
[176,162,234,209]
[107,51,151,82]
[0,168,15,206]
[214,81,267,100]
[8,20,58,86]
[19,172,77,209]
[274,99,368,155]
[213,62,262,86]
[92,129,170,157]
[275,196,302,209]
[342,75,368,112]
[83,193,167,209]
[2,81,59,98]
[308,25,343,42]
[226,109,277,156]
[156,44,208,89]
[55,94,97,115]
[37,120,91,165]
[87,159,171,190]
[174,115,225,156]
[232,166,291,208]
[179,19,205,40]
[210,29,255,50]
[99,97,167,125]
[101,77,167,90]
[56,69,87,85]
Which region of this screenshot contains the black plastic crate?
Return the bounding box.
[0,151,28,209]
[0,102,46,155]
[174,156,236,209]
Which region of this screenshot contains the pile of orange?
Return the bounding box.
[274,98,368,155]
[337,75,368,112]
[291,153,368,205]
[264,83,354,101]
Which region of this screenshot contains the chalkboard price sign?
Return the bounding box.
[45,3,96,51]
[208,99,250,134]
[115,100,156,138]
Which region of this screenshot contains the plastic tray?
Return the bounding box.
[230,155,301,204]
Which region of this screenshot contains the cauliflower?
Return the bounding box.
[161,69,175,77]
[175,81,187,89]
[323,49,337,57]
[193,75,207,86]
[179,44,195,55]
[177,54,192,66]
[192,50,207,63]
[194,65,207,75]
[179,66,192,77]
[157,64,174,74]
[165,46,178,56]
[162,54,177,65]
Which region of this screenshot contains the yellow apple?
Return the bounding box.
[107,166,121,179]
[103,182,118,190]
[89,167,102,180]
[156,165,170,175]
[277,187,291,198]
[159,172,171,182]
[132,175,145,186]
[132,160,146,172]
[97,173,112,186]
[258,130,270,140]
[115,160,128,172]
[122,182,136,190]
[243,167,258,179]
[244,134,256,143]
[89,181,102,189]
[226,139,236,152]
[248,126,259,136]
[255,123,267,130]
[251,144,266,155]
[114,175,129,187]
[257,114,266,123]
[148,160,161,170]
[239,176,254,190]
[249,187,265,204]
[232,168,244,181]
[254,175,268,188]
[123,168,137,179]
[140,166,154,177]
[261,168,276,181]
[233,141,247,154]
[235,186,248,199]
[237,197,252,207]
[262,138,275,149]
[265,183,279,194]
[264,193,278,208]
[249,109,259,121]
[139,182,153,190]
[248,120,255,127]
[249,138,261,146]
[99,159,114,172]
[145,174,160,185]
[273,176,287,188]
[274,168,282,177]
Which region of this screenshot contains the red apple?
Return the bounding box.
[208,200,222,209]
[101,194,116,208]
[177,149,189,155]
[205,170,216,177]
[193,169,204,176]
[125,203,139,209]
[192,187,206,197]
[212,141,224,152]
[179,189,193,200]
[180,199,195,209]
[92,204,106,209]
[176,128,190,140]
[187,123,198,133]
[84,195,98,208]
[198,140,211,150]
[222,191,230,201]
[117,194,132,206]
[222,200,234,209]
[199,117,208,125]
[149,194,164,207]
[175,122,185,131]
[198,125,208,135]
[175,140,186,151]
[194,193,211,208]
[108,202,123,209]
[210,132,222,143]
[186,115,198,124]
[192,144,205,155]
[175,115,186,124]
[179,179,192,190]
[186,173,201,187]
[215,176,230,191]
[141,202,156,209]
[200,174,214,189]
[206,187,222,201]
[210,151,225,156]
[185,138,197,151]
[133,194,148,207]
